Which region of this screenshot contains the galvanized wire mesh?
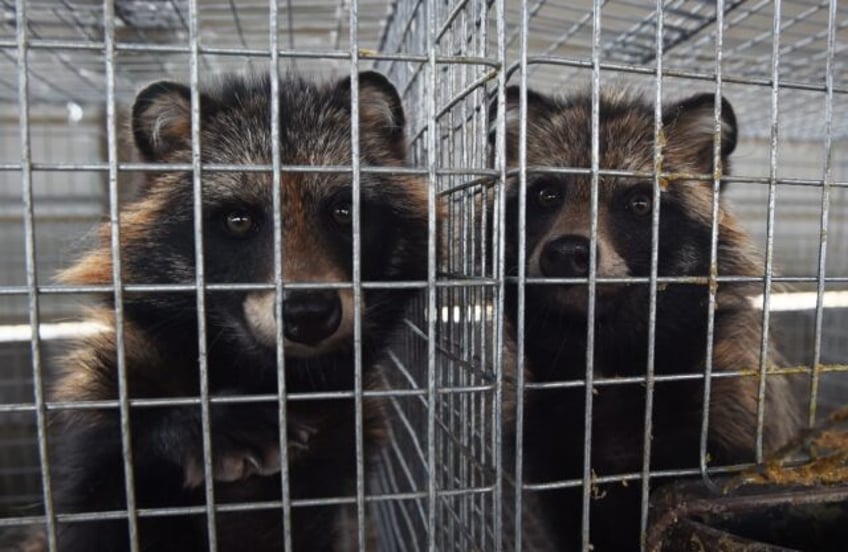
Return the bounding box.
[0,1,846,551]
[373,2,504,549]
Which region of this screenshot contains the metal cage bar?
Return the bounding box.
[0,2,847,551]
[187,0,220,548]
[13,0,58,550]
[697,0,727,494]
[102,0,140,549]
[346,2,369,547]
[267,0,295,548]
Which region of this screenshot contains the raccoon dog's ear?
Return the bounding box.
[662,93,738,173]
[131,81,218,161]
[489,86,556,163]
[336,71,406,160]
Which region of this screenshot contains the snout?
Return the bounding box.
[243,288,355,356]
[540,235,591,278]
[283,290,342,346]
[530,231,631,318]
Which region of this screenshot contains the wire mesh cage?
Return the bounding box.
[1,1,847,551]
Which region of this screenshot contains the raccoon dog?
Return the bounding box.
[38,72,429,551]
[500,88,803,550]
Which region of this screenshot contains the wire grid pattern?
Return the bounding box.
[500,0,848,278]
[504,2,846,550]
[502,0,848,141]
[0,342,42,511]
[0,1,846,551]
[0,107,107,324]
[373,1,504,549]
[0,1,413,551]
[0,0,393,104]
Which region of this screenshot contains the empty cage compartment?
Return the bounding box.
[1,1,846,551]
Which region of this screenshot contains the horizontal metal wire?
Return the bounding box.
[0,39,502,68]
[0,485,496,529]
[0,163,844,193]
[0,163,496,176]
[521,462,758,492]
[506,55,848,96]
[0,385,508,415]
[0,275,845,298]
[0,162,845,190]
[2,2,846,551]
[0,279,499,296]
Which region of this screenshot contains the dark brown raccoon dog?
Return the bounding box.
[36,72,429,552]
[500,88,802,550]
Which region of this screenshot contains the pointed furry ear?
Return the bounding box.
[132,81,217,161]
[503,86,556,132]
[662,93,738,172]
[489,86,556,163]
[336,71,406,160]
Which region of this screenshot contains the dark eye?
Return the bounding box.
[535,184,563,209]
[223,210,258,237]
[627,192,652,216]
[331,198,352,226]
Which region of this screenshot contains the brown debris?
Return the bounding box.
[726,404,848,491]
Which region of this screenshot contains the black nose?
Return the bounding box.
[282,290,342,346]
[540,235,591,278]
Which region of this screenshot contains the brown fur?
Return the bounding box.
[496,87,804,550]
[22,72,432,552]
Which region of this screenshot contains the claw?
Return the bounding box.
[245,453,262,477]
[290,440,309,451]
[183,458,205,489]
[290,420,318,446]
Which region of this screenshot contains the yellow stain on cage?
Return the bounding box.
[713,162,724,185]
[590,469,607,500]
[725,404,848,491]
[654,127,670,191]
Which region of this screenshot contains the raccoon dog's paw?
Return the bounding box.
[288,418,318,458]
[180,403,316,488]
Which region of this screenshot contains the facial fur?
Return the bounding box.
[502,87,755,319]
[500,87,803,551]
[61,73,430,376]
[37,72,428,552]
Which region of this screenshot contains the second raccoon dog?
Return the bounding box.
[501,88,802,550]
[42,72,429,551]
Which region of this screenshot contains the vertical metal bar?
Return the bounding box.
[186,0,218,548]
[268,0,294,550]
[14,1,57,549]
[582,0,603,548]
[426,0,438,548]
[491,0,508,548]
[513,0,529,549]
[347,1,367,548]
[436,6,446,542]
[699,0,726,492]
[639,1,664,548]
[755,0,782,462]
[460,9,470,532]
[103,1,140,550]
[443,32,455,545]
[808,0,837,427]
[475,1,490,534]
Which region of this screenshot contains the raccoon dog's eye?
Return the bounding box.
[331,198,353,226]
[627,192,652,216]
[535,184,563,209]
[223,210,258,237]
